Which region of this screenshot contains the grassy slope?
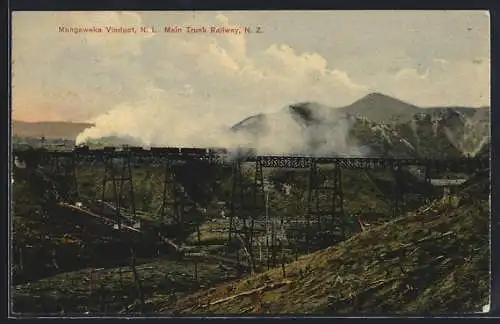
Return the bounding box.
[12,150,490,315]
[11,165,242,315]
[11,166,184,285]
[168,192,489,315]
[13,258,241,315]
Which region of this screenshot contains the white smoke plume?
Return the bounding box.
[71,13,372,157]
[75,83,367,156]
[230,102,368,156]
[76,88,242,148]
[76,90,367,157]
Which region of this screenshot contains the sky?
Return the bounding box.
[12,10,490,129]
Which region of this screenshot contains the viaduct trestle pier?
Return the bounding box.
[13,146,489,269]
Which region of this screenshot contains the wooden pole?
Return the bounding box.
[119,266,124,289]
[194,260,198,282]
[89,269,94,295]
[259,240,262,263]
[254,289,263,313]
[51,248,59,270]
[99,282,105,313]
[19,246,24,272]
[281,239,286,278]
[130,247,145,314]
[271,219,277,267]
[265,191,270,270]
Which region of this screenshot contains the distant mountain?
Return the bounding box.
[348,110,487,159]
[423,106,484,117]
[13,93,490,159]
[339,92,420,123]
[231,113,267,133]
[231,101,365,156]
[12,121,94,140]
[338,92,488,124]
[231,93,490,158]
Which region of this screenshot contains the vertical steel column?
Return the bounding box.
[392,164,405,218]
[307,161,345,248]
[251,158,265,255]
[314,164,321,231]
[230,159,249,242]
[123,152,137,223]
[46,154,79,203]
[305,160,315,252]
[228,159,243,243]
[331,163,344,229]
[229,158,266,271]
[424,163,432,184]
[158,160,171,223]
[101,151,136,228]
[101,151,121,227]
[176,170,185,235]
[157,161,183,225]
[423,163,433,204]
[68,155,79,203]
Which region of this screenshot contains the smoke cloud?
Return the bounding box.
[76,88,367,156]
[230,102,369,156]
[68,12,372,156]
[76,87,240,148]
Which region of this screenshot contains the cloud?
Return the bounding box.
[12,10,490,147]
[395,68,430,81]
[72,13,371,153]
[76,87,248,148]
[67,11,148,55]
[386,57,490,107]
[12,11,154,121]
[434,58,450,65]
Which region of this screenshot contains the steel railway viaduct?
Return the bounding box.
[13,146,489,264]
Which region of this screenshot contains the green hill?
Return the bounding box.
[167,178,489,315]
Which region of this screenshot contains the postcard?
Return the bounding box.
[11,10,491,316]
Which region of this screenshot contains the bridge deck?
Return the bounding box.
[12,147,489,170]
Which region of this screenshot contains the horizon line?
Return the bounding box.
[11,92,490,124]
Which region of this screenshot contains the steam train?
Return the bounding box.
[73,144,258,158]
